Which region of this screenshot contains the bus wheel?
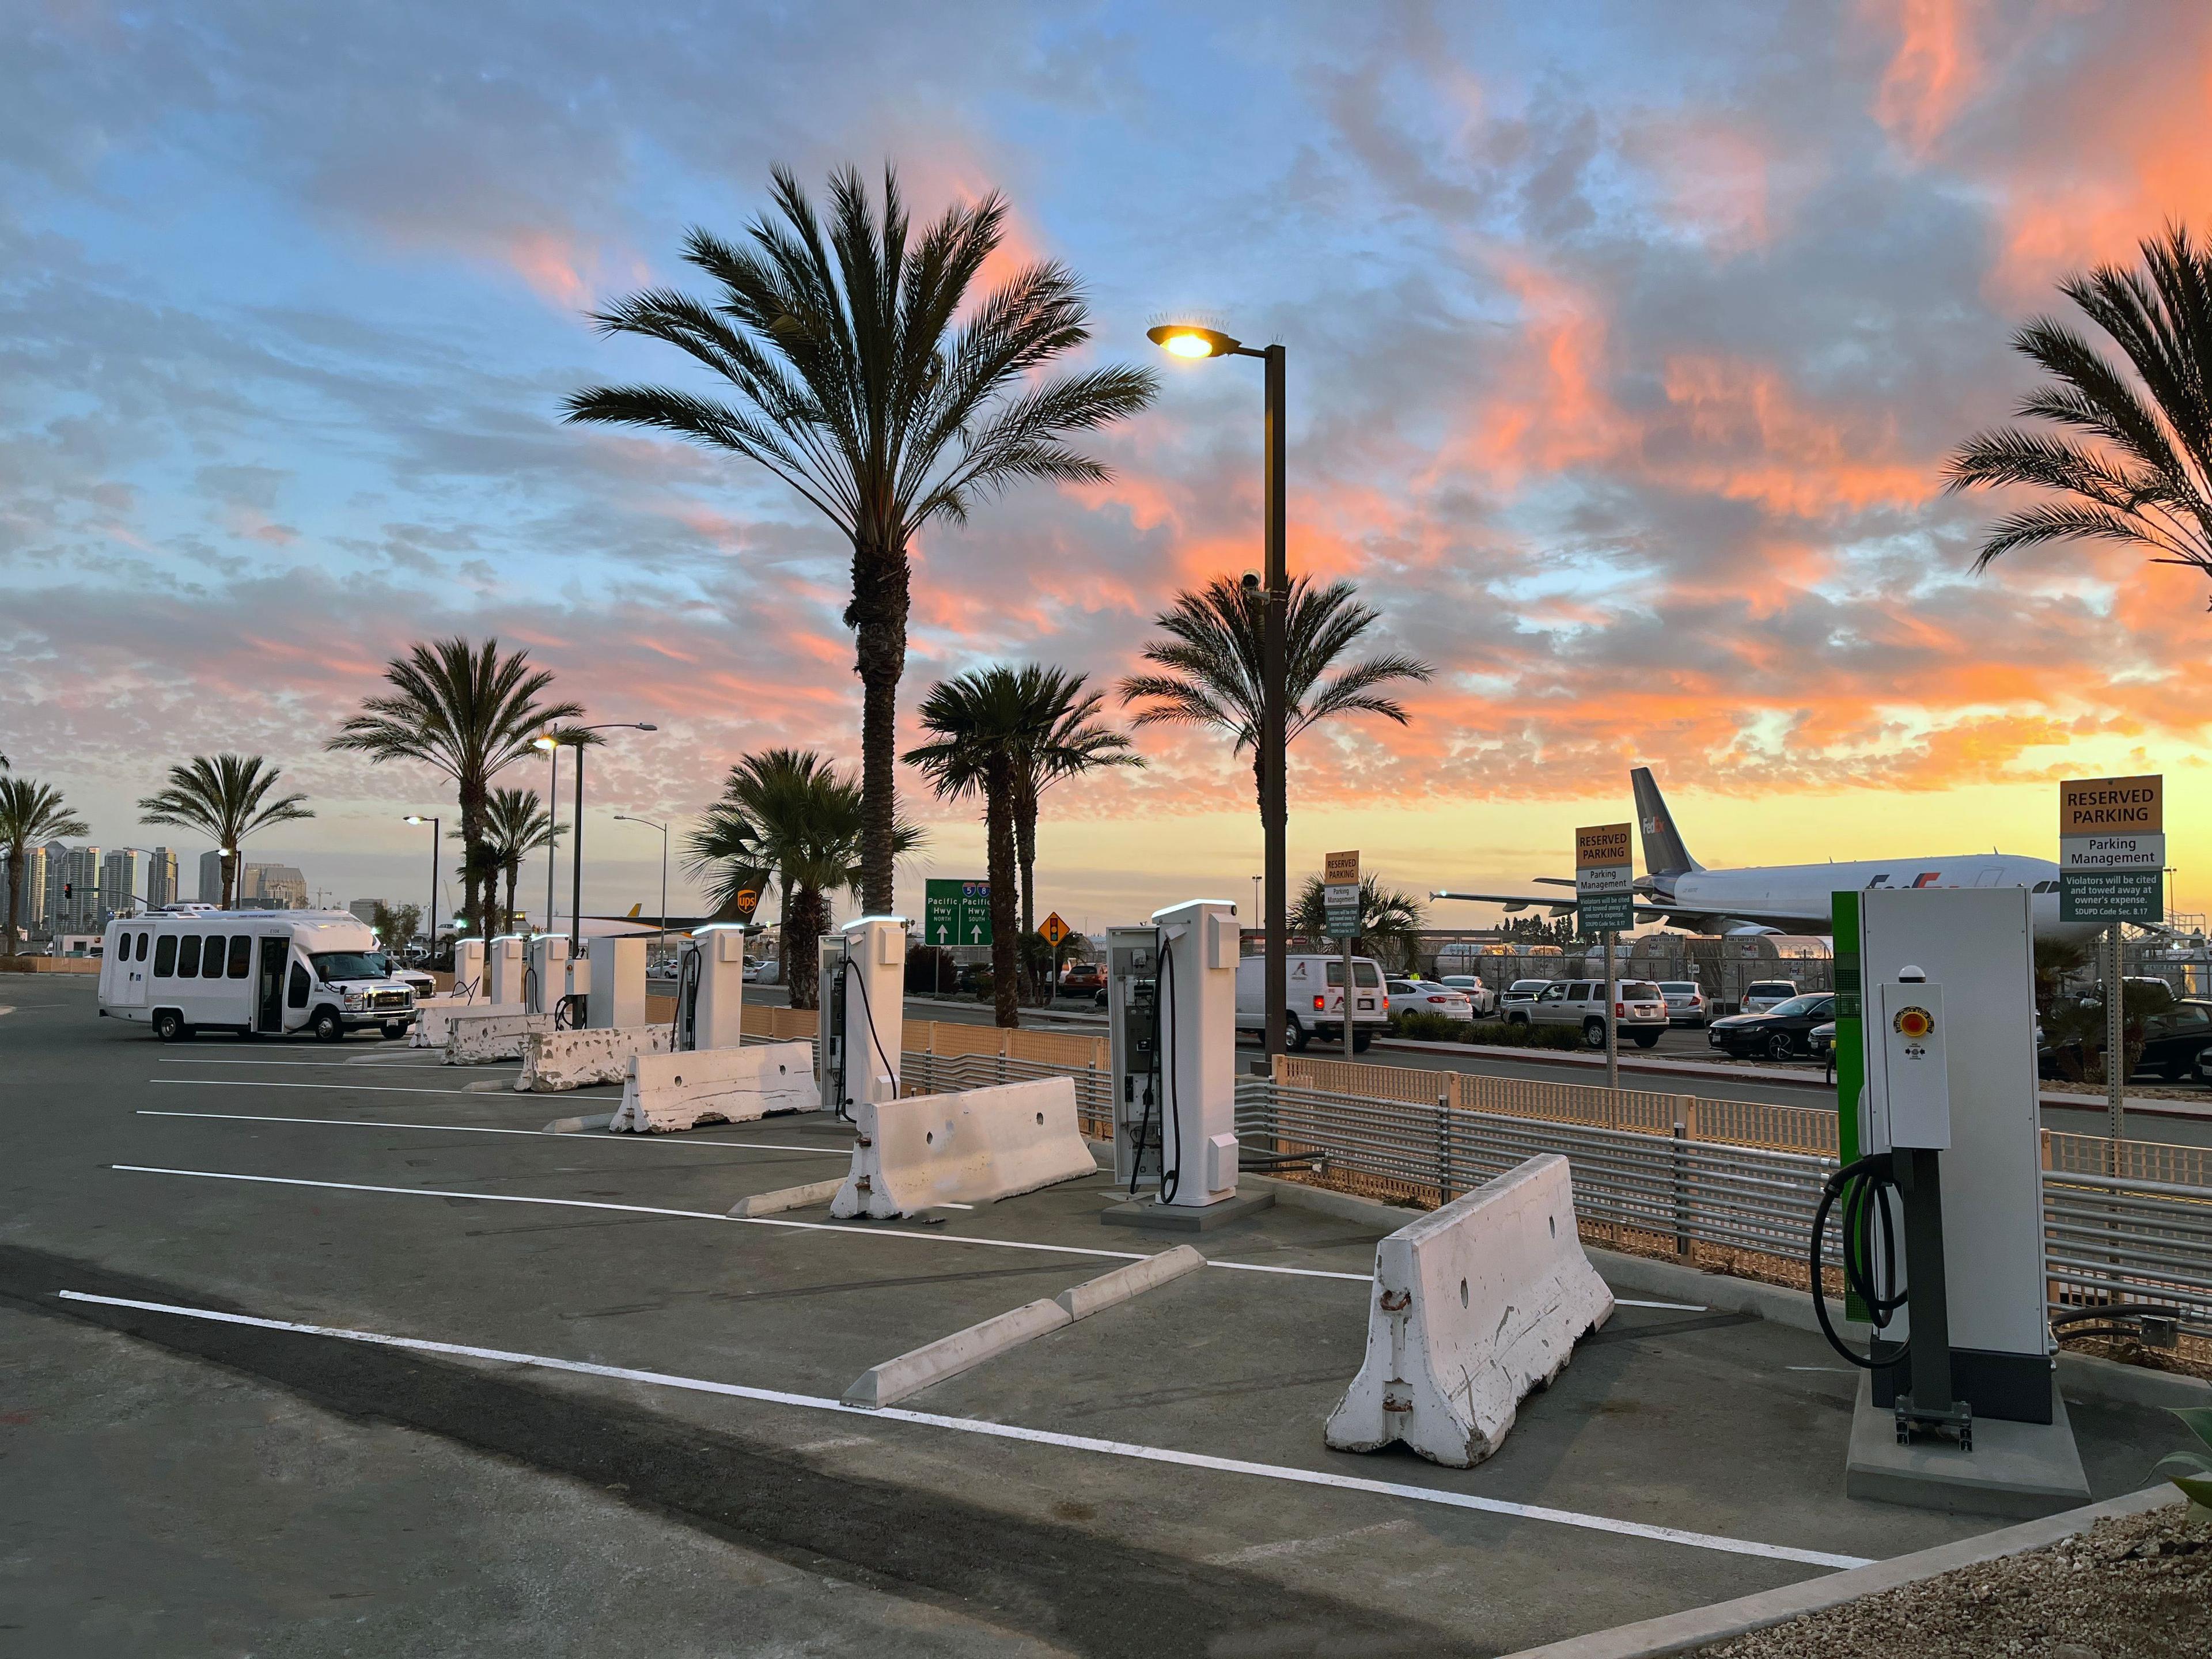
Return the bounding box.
[152,1009,185,1043]
[311,1007,344,1043]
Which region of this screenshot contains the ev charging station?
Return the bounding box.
[525,934,570,1020]
[1815,885,2086,1514]
[486,935,525,1009]
[674,923,748,1051]
[819,916,904,1122]
[1103,899,1270,1229]
[452,937,484,1001]
[583,934,644,1030]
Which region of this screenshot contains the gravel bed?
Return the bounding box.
[1698,1505,2209,1658]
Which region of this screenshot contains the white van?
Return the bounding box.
[99,910,419,1043]
[1236,952,1388,1052]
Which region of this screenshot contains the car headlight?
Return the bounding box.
[343,991,366,1010]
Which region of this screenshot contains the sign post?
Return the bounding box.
[2059,775,2164,1140]
[922,879,993,950]
[1325,851,1361,1052]
[1039,911,1071,998]
[1577,823,1635,1090]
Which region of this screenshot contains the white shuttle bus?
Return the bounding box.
[99,910,419,1043]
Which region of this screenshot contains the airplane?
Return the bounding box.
[1433,767,2097,942]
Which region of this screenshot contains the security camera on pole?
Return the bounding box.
[1575,823,1634,1089]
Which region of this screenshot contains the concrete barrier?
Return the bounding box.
[607,1041,814,1133]
[443,1010,554,1065]
[830,1077,1096,1220]
[1325,1153,1612,1468]
[409,993,498,1048]
[516,1025,675,1092]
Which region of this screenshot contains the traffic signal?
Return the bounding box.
[62,882,72,899]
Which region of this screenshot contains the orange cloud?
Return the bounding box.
[1866,0,1988,157]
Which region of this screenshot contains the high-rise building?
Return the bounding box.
[199,850,226,905]
[0,844,49,939]
[348,899,384,925]
[146,848,179,908]
[243,864,309,909]
[44,844,102,934]
[102,849,147,918]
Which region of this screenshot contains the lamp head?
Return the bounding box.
[403,815,426,825]
[1148,323,1240,359]
[635,723,658,732]
[532,735,558,751]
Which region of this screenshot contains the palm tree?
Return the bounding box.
[904,669,1036,1027]
[1290,874,1425,974]
[564,165,1156,918]
[137,755,314,910]
[1946,224,2212,590]
[2,777,88,955]
[1007,667,1142,969]
[1119,576,1432,824]
[329,638,582,941]
[459,788,563,934]
[685,749,921,1011]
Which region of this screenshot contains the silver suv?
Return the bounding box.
[1524,979,1671,1050]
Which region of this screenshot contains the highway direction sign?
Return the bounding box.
[2059,775,2162,925]
[923,878,993,946]
[1575,823,1634,934]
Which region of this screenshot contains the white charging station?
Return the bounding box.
[819,916,905,1122]
[1822,885,2086,1516]
[525,935,570,1018]
[1101,899,1272,1231]
[676,923,748,1051]
[584,934,644,1030]
[486,935,524,1008]
[452,938,485,1001]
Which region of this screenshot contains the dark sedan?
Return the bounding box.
[1707,994,1835,1062]
[2043,997,2212,1082]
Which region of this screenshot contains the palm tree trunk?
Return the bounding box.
[5,847,21,956]
[776,881,793,991]
[850,537,910,916]
[504,863,520,934]
[459,780,490,943]
[787,885,827,1012]
[221,850,239,911]
[1015,778,1039,1004]
[986,757,1020,1029]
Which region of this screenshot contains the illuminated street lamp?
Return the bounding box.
[1149,319,1289,1056]
[400,816,439,953]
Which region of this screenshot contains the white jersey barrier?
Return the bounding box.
[608,1041,815,1133]
[1324,1153,1613,1468]
[831,1077,1096,1220]
[444,1010,554,1065]
[410,994,504,1049]
[517,1025,675,1092]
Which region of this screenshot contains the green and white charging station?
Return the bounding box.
[1823,885,2089,1516]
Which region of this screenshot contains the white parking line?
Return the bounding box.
[150,1078,563,1100]
[158,1058,490,1073]
[54,1289,1870,1570]
[136,1109,836,1156]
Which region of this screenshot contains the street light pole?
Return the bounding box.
[551,722,657,955]
[536,737,562,935]
[1149,321,1290,1058]
[402,815,440,956]
[613,816,670,968]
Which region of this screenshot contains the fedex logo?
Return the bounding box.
[1864,872,1943,889]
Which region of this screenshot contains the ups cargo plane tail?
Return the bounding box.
[1434,767,2096,941]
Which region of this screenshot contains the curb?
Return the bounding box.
[1238,1174,2212,1412]
[729,1177,845,1218]
[1497,1483,2181,1659]
[1056,1244,1205,1319]
[845,1297,1070,1407]
[541,1111,615,1135]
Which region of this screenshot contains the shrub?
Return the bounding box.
[1384,1013,1584,1051]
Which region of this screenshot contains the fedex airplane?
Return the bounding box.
[1434,767,2094,942]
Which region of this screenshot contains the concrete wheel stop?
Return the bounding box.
[1843,1371,2089,1519]
[1100,1189,1274,1231]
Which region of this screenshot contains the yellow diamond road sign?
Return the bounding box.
[1039,912,1071,948]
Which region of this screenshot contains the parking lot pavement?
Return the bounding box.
[1,981,2185,1654]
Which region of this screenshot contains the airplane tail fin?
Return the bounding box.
[1631,767,1700,876]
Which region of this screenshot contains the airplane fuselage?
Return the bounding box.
[1654,851,2090,940]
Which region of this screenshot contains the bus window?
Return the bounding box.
[154,935,177,976]
[136,931,150,960]
[226,935,252,978]
[288,962,310,1008]
[177,935,202,978]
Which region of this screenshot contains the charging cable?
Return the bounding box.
[1809,1151,1910,1369]
[842,957,900,1119]
[671,946,702,1050]
[1158,934,1181,1204]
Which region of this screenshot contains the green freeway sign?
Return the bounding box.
[923,878,993,947]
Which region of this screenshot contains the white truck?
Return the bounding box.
[1236,952,1389,1053]
[99,910,419,1043]
[1508,976,1670,1050]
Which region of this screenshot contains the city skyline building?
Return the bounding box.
[101,848,147,917]
[146,848,179,908]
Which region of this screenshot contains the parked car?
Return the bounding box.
[1808,1020,1835,1059]
[1708,993,1835,1061]
[2044,997,2212,1082]
[1438,974,1497,1015]
[1656,980,1707,1027]
[1521,979,1669,1050]
[1739,980,1799,1016]
[1237,952,1388,1052]
[1057,961,1105,997]
[1388,979,1475,1020]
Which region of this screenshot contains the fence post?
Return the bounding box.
[1435,1092,1451,1206]
[1672,1108,1692,1259]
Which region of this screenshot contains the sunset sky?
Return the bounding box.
[9,0,2212,933]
